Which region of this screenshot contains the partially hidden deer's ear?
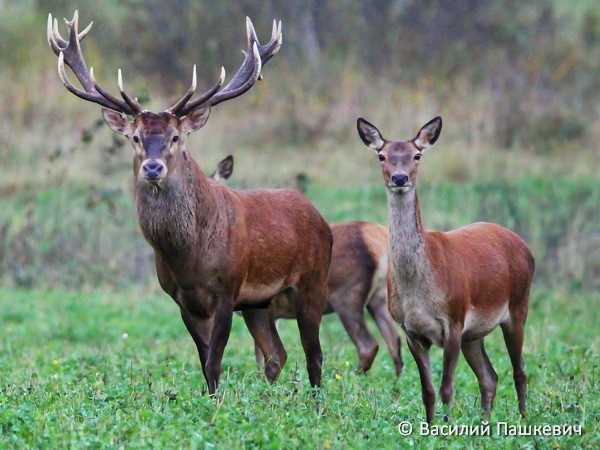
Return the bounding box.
[181,107,211,134]
[102,108,133,136]
[213,155,234,182]
[413,116,442,150]
[357,117,385,151]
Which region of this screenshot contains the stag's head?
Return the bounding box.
[48,11,282,186]
[357,117,442,194]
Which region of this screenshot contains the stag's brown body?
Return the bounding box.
[357,116,535,423]
[48,11,333,393]
[260,221,403,375]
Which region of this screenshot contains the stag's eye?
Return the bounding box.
[172,135,179,143]
[414,153,422,161]
[133,136,140,144]
[378,154,386,162]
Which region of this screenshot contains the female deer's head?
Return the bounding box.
[48,11,282,187]
[357,117,442,194]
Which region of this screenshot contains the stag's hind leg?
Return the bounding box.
[462,338,498,417]
[501,319,528,416]
[243,308,287,383]
[294,276,327,388]
[367,293,403,376]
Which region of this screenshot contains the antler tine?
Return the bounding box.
[117,69,143,114]
[256,18,283,68]
[165,65,198,114]
[202,41,262,109]
[177,66,226,116]
[57,52,123,111]
[179,17,281,116]
[48,10,138,115]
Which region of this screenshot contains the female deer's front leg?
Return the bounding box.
[407,335,436,423]
[440,326,462,420]
[205,298,233,395]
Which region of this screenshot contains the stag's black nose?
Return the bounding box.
[142,160,164,179]
[391,174,409,187]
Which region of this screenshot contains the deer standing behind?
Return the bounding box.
[48,11,333,394]
[357,116,535,422]
[213,156,403,375]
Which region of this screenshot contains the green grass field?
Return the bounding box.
[0,178,598,448]
[1,287,598,449]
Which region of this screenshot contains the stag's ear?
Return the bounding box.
[357,118,385,151]
[413,116,442,150]
[181,107,211,134]
[102,108,133,136]
[214,155,234,182]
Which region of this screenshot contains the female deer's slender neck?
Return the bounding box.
[387,189,428,277]
[135,152,219,256]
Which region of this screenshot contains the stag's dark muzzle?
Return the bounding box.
[141,159,166,181]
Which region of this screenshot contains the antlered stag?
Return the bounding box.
[214,156,403,375]
[48,11,333,394]
[357,116,534,422]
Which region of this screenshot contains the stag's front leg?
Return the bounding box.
[180,308,212,381]
[205,298,234,395]
[440,326,462,420]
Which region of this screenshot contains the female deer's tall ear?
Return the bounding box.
[414,116,442,150]
[181,107,211,134]
[357,117,385,151]
[102,108,133,136]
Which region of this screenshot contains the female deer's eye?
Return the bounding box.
[378,154,386,162]
[133,136,140,143]
[414,153,422,161]
[172,135,179,143]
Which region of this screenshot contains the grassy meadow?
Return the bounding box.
[0,287,598,449]
[1,1,600,448]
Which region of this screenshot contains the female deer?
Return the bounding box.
[357,116,534,422]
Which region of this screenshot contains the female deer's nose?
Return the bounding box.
[391,174,409,186]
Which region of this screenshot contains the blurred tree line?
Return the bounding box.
[1,0,599,148]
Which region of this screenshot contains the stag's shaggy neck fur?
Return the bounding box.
[135,153,219,258]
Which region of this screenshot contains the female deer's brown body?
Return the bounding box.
[357,116,534,422]
[48,11,333,393]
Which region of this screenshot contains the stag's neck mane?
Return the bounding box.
[135,152,220,257]
[387,188,431,281]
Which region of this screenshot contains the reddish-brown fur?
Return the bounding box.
[358,116,535,422]
[136,146,332,393]
[212,158,403,375]
[260,221,404,375]
[48,11,332,394]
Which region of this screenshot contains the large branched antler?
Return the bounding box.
[47,10,142,115]
[166,17,283,117]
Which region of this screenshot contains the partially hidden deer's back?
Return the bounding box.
[269,221,388,318]
[327,221,388,306]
